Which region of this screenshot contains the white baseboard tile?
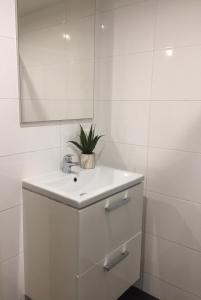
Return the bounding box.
[0,254,24,300]
[142,272,201,300]
[144,234,201,298]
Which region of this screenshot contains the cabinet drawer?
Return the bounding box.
[78,233,141,300]
[78,183,143,274]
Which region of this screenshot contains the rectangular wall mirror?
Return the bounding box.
[17,0,95,123]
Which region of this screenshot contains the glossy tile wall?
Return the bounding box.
[94,0,201,299]
[0,1,90,298]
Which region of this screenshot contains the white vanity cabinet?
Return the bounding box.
[23,182,144,300]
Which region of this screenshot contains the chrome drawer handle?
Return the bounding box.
[103,251,129,272]
[105,197,130,212]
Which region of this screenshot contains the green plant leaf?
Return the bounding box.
[88,124,93,146]
[68,125,103,154]
[69,141,84,152]
[80,125,88,149]
[90,135,103,153]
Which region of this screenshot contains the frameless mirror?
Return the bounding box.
[17,0,95,122]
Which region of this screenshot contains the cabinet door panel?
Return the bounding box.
[79,183,143,274]
[78,234,141,300]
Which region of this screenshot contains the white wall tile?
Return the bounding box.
[149,101,201,152]
[97,141,147,175]
[60,120,92,147]
[0,206,23,263]
[96,0,145,12]
[0,37,18,99]
[19,2,66,33]
[147,148,201,203]
[67,0,95,19]
[144,234,201,298]
[152,46,201,100]
[96,0,156,57]
[0,148,59,212]
[143,273,201,300]
[110,100,149,146]
[94,101,112,138]
[146,192,201,252]
[0,255,24,300]
[95,100,149,145]
[155,0,201,49]
[0,100,60,155]
[95,52,153,101]
[0,0,15,38]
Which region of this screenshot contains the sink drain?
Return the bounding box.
[80,193,87,196]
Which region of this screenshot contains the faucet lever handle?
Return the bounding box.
[64,154,73,163]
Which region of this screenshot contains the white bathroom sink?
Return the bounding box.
[22,166,144,208]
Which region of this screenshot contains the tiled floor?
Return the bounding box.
[118,287,159,300]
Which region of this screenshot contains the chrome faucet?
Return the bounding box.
[62,154,80,174]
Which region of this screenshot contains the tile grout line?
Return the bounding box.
[94,99,201,102]
[0,146,60,159]
[95,41,201,60]
[144,272,201,300]
[59,121,62,172]
[145,188,201,206]
[96,0,148,14]
[0,203,22,215]
[140,0,159,287]
[102,139,201,156]
[0,35,16,40]
[0,252,24,266]
[145,231,201,256]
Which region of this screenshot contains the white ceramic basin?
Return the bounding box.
[23,166,144,209]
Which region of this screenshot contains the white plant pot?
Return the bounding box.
[80,153,95,169]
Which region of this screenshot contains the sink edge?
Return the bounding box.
[23,175,144,209]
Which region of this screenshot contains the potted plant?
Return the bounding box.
[69,125,103,169]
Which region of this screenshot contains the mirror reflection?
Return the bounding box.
[17,0,95,122]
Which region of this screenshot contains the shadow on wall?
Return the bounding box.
[19,58,49,122]
[0,207,24,299]
[139,109,201,296]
